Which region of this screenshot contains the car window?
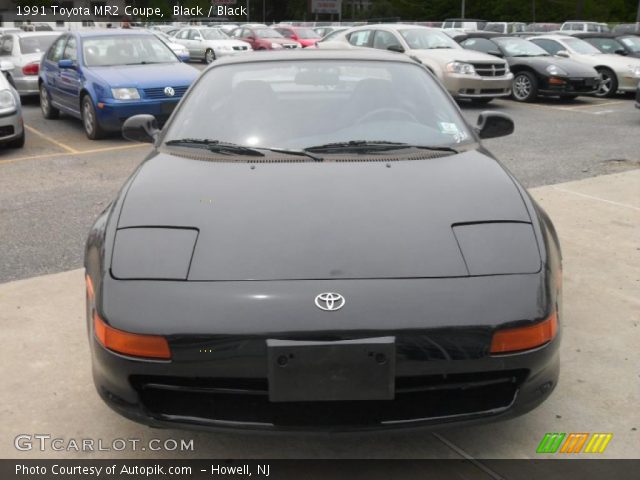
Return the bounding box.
[46,35,66,61]
[399,29,459,50]
[586,37,624,53]
[188,29,201,40]
[295,28,320,39]
[202,29,228,40]
[348,30,373,47]
[18,34,57,54]
[62,36,77,61]
[563,38,600,54]
[276,28,293,38]
[484,23,505,33]
[165,60,473,151]
[372,30,401,50]
[0,36,12,56]
[531,39,563,55]
[496,38,548,56]
[619,36,640,52]
[587,24,598,32]
[461,38,498,54]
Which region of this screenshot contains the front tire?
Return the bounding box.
[203,48,215,64]
[81,95,105,140]
[40,83,59,119]
[594,68,618,98]
[512,72,538,102]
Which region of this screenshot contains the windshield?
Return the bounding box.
[202,29,229,40]
[83,35,178,66]
[564,38,601,54]
[496,38,548,56]
[164,60,472,151]
[484,23,505,33]
[319,29,346,41]
[399,29,459,50]
[295,28,320,39]
[19,35,57,54]
[619,36,640,52]
[254,28,283,38]
[586,37,624,53]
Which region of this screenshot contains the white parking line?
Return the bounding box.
[432,433,507,479]
[553,186,640,211]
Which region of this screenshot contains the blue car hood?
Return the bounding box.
[90,62,199,88]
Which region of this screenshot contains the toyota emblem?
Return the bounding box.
[164,86,175,97]
[314,293,345,312]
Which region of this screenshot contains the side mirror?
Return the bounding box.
[178,53,190,62]
[475,111,514,139]
[488,50,504,57]
[122,114,160,143]
[0,60,14,72]
[556,49,570,58]
[614,48,627,55]
[387,44,405,53]
[58,59,75,69]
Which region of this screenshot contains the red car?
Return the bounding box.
[229,26,301,50]
[273,25,322,48]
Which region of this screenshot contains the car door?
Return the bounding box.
[175,29,194,57]
[57,35,81,113]
[189,29,205,58]
[371,29,404,52]
[40,35,67,106]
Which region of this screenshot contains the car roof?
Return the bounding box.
[8,31,61,37]
[206,48,418,67]
[529,34,573,40]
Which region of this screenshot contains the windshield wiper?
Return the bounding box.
[165,139,265,157]
[266,148,324,162]
[305,141,459,154]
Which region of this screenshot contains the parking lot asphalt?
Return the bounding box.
[1,169,638,463]
[1,90,639,283]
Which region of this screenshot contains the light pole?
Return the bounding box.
[461,0,465,19]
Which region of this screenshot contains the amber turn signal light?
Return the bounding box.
[94,312,171,360]
[490,312,557,354]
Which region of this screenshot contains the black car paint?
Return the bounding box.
[572,33,640,58]
[85,51,562,431]
[459,34,600,97]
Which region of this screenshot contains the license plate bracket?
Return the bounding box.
[267,337,395,402]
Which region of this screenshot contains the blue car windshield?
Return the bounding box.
[82,35,178,66]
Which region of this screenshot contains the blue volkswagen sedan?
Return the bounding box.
[38,30,199,139]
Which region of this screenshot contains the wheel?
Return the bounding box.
[203,48,215,64]
[6,130,25,148]
[40,83,59,119]
[511,72,538,102]
[81,95,105,140]
[470,98,492,105]
[594,67,618,98]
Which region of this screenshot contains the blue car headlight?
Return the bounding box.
[111,88,140,100]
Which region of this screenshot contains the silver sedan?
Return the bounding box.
[0,31,60,96]
[0,61,25,148]
[173,27,252,64]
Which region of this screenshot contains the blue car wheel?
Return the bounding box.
[40,84,59,119]
[82,95,106,140]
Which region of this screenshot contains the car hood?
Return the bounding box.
[412,48,507,65]
[90,62,199,88]
[569,52,640,70]
[509,55,598,76]
[114,149,536,281]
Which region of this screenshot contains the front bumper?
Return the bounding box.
[90,274,561,432]
[445,73,513,98]
[538,76,600,96]
[0,109,23,144]
[618,73,640,92]
[96,98,181,131]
